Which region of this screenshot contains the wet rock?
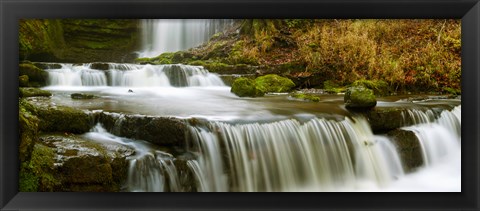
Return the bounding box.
[344,86,377,109]
[230,77,264,97]
[32,62,62,70]
[19,87,52,98]
[289,93,320,102]
[387,129,424,172]
[39,134,134,191]
[97,112,187,147]
[362,107,406,133]
[90,63,110,70]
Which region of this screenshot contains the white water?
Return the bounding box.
[185,106,461,192]
[44,63,225,88]
[139,19,234,57]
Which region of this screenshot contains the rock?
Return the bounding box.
[344,86,377,109]
[230,77,264,97]
[71,93,96,99]
[19,63,49,87]
[19,75,29,87]
[19,100,39,163]
[90,63,110,70]
[363,107,406,133]
[351,79,390,96]
[387,129,424,172]
[39,134,134,191]
[255,74,296,93]
[32,62,62,70]
[19,87,52,98]
[34,105,93,133]
[289,93,320,102]
[97,112,187,147]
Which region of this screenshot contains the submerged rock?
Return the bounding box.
[71,93,97,99]
[230,77,264,97]
[344,86,377,109]
[289,93,320,102]
[387,129,424,172]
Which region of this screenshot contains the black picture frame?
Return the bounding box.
[1,0,479,210]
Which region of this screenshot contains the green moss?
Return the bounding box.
[290,93,320,102]
[351,79,390,96]
[443,87,461,95]
[19,88,52,98]
[19,75,29,87]
[36,105,92,133]
[344,86,377,109]
[231,77,265,97]
[19,63,49,87]
[255,74,296,93]
[19,99,39,163]
[19,143,59,192]
[323,80,347,94]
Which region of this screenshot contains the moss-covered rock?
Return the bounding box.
[19,99,39,163]
[231,77,265,97]
[35,105,92,133]
[19,143,60,192]
[19,63,49,87]
[19,75,29,87]
[362,107,406,133]
[387,129,424,172]
[351,79,390,96]
[289,93,320,102]
[255,74,296,93]
[323,80,346,94]
[344,86,377,109]
[19,88,52,98]
[71,93,97,99]
[38,134,134,191]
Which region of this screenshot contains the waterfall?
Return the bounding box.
[139,19,234,58]
[44,63,225,87]
[402,106,461,166]
[46,64,107,86]
[186,117,404,192]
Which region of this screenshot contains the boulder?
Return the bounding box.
[19,63,49,87]
[231,77,264,97]
[255,74,296,93]
[387,129,424,172]
[344,86,377,109]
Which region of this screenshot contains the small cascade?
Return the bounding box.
[186,117,404,192]
[84,124,181,192]
[46,64,107,86]
[402,105,461,166]
[45,63,225,87]
[139,19,234,57]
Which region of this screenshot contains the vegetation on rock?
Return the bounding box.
[344,86,377,109]
[19,88,52,98]
[19,63,49,87]
[230,77,265,97]
[289,93,320,102]
[255,74,296,93]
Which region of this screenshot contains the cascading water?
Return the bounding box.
[44,63,225,87]
[139,19,234,58]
